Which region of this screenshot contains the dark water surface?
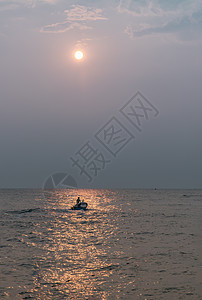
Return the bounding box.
[0,189,201,299]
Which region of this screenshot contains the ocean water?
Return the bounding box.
[0,189,201,300]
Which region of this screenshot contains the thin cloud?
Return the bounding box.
[41,0,57,3]
[126,17,191,37]
[118,0,163,17]
[64,5,108,22]
[40,22,92,34]
[119,0,202,39]
[0,0,57,11]
[41,4,107,34]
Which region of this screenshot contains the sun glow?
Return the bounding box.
[74,50,84,60]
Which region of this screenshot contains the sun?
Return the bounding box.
[74,50,84,61]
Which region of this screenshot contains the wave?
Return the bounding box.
[5,208,41,214]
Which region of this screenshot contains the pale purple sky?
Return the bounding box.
[0,0,202,188]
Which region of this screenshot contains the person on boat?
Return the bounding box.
[76,197,81,206]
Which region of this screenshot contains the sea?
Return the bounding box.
[0,189,201,300]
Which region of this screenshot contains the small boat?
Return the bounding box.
[71,201,88,210]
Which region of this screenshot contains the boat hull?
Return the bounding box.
[71,202,88,210]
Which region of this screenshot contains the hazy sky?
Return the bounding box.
[0,0,202,188]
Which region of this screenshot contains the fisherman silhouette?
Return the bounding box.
[76,197,81,206]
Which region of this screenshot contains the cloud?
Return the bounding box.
[65,5,108,22]
[0,0,57,11]
[125,16,193,37]
[40,21,92,33]
[41,4,107,34]
[40,0,57,3]
[119,0,202,39]
[118,0,163,17]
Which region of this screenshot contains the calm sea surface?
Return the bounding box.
[0,189,201,300]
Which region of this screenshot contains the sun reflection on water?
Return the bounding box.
[31,189,122,299]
